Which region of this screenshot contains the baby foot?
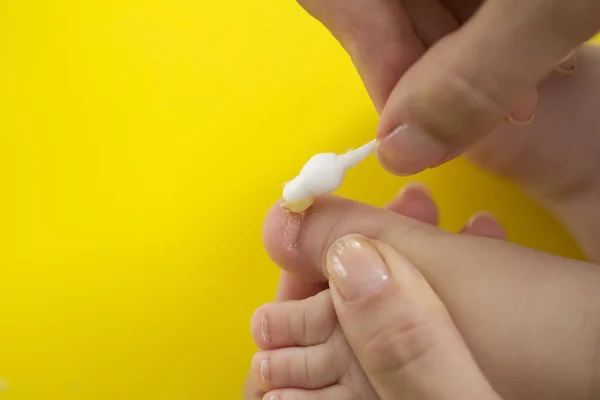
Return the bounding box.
[250,289,377,400]
[262,195,600,399]
[244,183,506,400]
[248,195,506,400]
[243,184,505,400]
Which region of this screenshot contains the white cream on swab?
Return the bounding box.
[282,139,377,213]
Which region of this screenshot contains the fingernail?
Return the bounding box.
[327,235,390,301]
[506,90,537,126]
[377,124,448,175]
[555,50,577,73]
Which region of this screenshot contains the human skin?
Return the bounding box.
[258,196,600,399]
[243,186,507,399]
[243,46,600,400]
[243,11,600,399]
[297,0,600,176]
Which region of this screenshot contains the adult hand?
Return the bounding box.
[298,0,600,174]
[325,233,502,399]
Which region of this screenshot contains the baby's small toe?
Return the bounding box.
[252,344,340,391]
[263,385,354,400]
[251,290,336,350]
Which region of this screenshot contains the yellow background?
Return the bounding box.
[0,1,596,399]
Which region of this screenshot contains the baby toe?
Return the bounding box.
[459,212,507,240]
[262,196,433,282]
[251,344,340,391]
[263,385,354,400]
[386,182,439,225]
[251,290,336,350]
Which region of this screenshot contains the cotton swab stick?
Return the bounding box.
[282,139,377,213]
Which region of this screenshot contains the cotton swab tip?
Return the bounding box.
[281,139,377,213]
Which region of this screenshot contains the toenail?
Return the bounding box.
[260,359,270,384]
[284,211,303,249]
[260,315,271,344]
[267,396,279,400]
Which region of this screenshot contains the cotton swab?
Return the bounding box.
[282,139,377,213]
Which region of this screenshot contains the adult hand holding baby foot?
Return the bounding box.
[243,1,600,398]
[299,0,600,175]
[244,186,506,400]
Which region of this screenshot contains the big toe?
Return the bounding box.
[262,196,440,282]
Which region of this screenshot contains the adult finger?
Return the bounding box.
[326,234,502,399]
[376,0,600,174]
[400,0,459,47]
[296,0,425,110]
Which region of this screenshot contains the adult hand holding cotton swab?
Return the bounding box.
[282,139,377,213]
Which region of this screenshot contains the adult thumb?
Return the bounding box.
[326,234,501,400]
[376,0,600,175]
